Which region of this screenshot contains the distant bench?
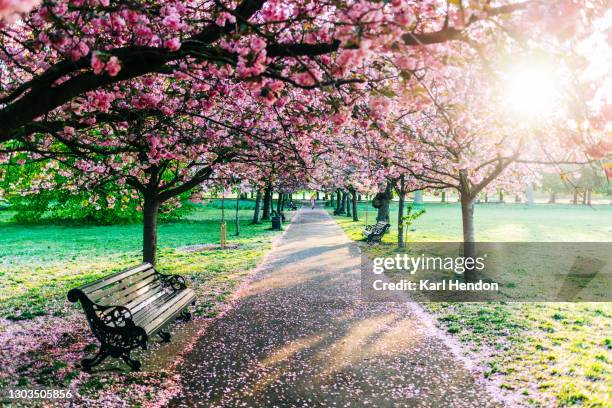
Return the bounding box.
[363,221,390,243]
[67,263,195,371]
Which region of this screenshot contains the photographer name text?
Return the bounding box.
[372,279,499,292]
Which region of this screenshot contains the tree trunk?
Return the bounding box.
[345,190,351,217]
[397,179,405,248]
[441,190,446,203]
[573,189,578,205]
[376,182,393,222]
[587,188,592,205]
[143,195,160,265]
[276,192,283,213]
[484,193,488,203]
[262,185,272,220]
[499,191,504,203]
[252,189,262,224]
[548,192,556,204]
[414,190,423,204]
[351,190,359,221]
[316,191,320,200]
[338,191,346,214]
[336,190,342,211]
[460,193,476,280]
[582,190,587,205]
[526,182,534,206]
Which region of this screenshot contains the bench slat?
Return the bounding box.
[98,277,163,310]
[90,269,159,303]
[134,290,189,327]
[143,289,195,334]
[132,291,177,323]
[81,263,154,295]
[127,285,167,315]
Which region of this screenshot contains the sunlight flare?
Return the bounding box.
[505,63,560,117]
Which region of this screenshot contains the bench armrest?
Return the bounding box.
[68,289,136,328]
[98,305,134,326]
[157,272,187,291]
[67,289,147,349]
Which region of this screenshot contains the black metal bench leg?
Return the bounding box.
[179,309,192,322]
[121,351,142,372]
[81,344,110,371]
[158,330,171,342]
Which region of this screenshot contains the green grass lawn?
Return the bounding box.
[0,200,284,320]
[0,199,291,405]
[331,201,612,407]
[334,201,612,243]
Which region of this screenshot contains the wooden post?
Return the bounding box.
[220,194,226,248]
[235,193,240,236]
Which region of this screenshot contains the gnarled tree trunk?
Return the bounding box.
[262,185,272,220]
[346,191,352,217]
[143,195,160,265]
[460,192,476,281]
[587,188,592,205]
[276,192,283,213]
[572,189,578,205]
[252,189,262,224]
[339,191,347,214]
[397,177,406,248]
[350,188,358,221]
[375,182,393,222]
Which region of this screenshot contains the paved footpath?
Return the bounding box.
[171,208,502,407]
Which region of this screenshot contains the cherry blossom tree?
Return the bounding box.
[0,0,571,146]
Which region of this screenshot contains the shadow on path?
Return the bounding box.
[171,208,502,407]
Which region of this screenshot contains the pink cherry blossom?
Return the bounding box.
[164,37,181,51]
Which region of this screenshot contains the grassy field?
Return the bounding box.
[0,199,283,320]
[0,199,290,405]
[334,201,612,243]
[331,201,612,408]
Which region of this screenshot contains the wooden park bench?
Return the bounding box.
[67,263,195,372]
[363,221,390,243]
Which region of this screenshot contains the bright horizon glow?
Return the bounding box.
[505,63,559,118]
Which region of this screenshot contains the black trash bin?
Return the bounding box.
[271,211,282,230]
